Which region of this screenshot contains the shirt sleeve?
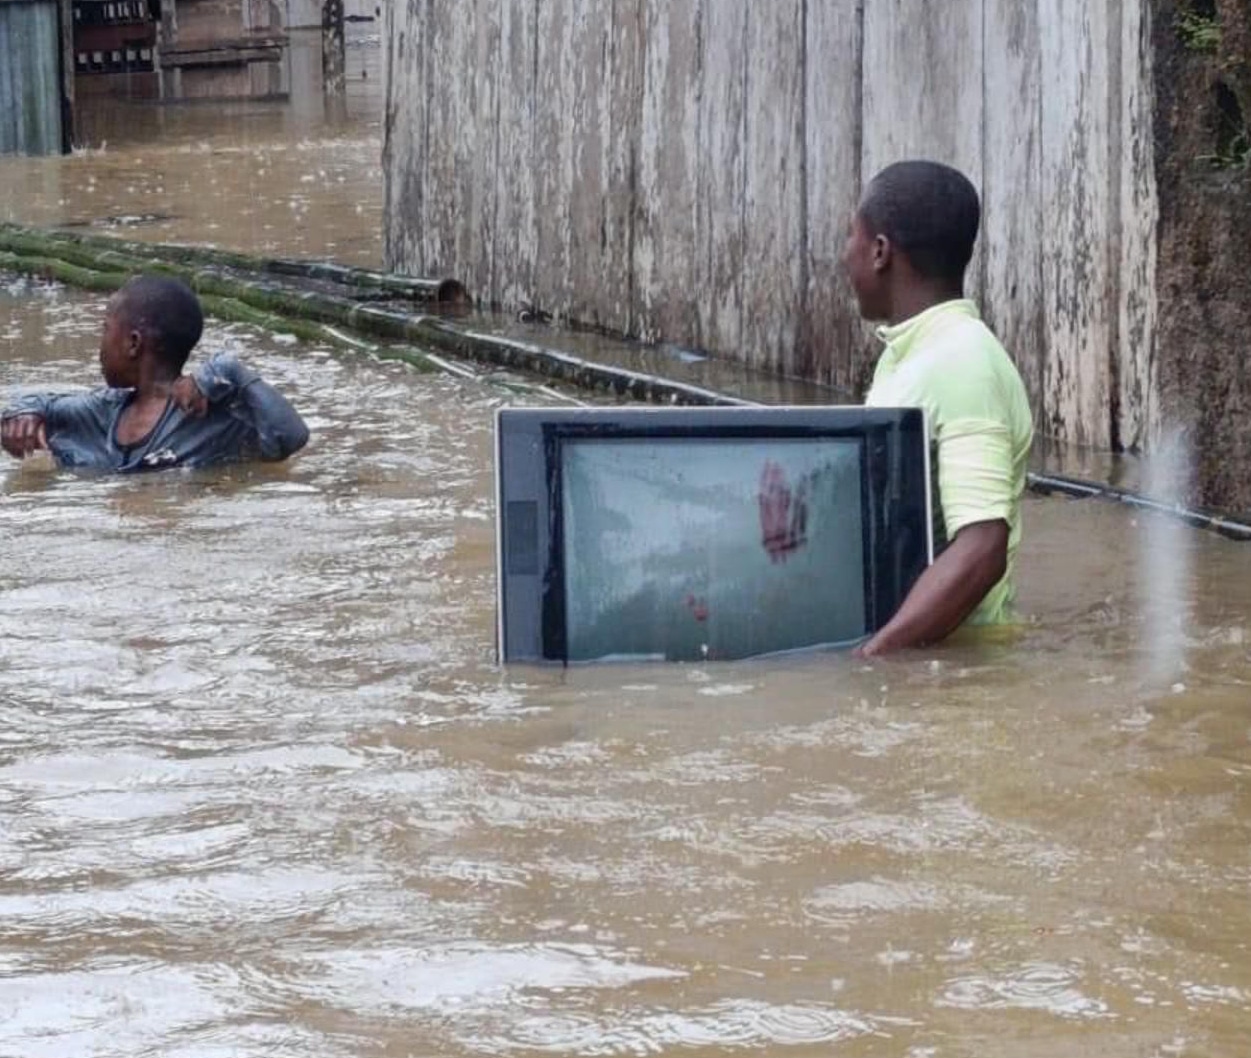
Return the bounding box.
[2,391,114,444]
[192,352,310,461]
[936,418,1016,537]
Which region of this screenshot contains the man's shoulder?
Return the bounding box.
[917,318,1027,399]
[921,314,1010,367]
[906,319,1031,434]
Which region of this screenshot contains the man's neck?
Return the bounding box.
[887,284,965,327]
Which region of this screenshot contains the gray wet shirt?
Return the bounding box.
[1,353,310,472]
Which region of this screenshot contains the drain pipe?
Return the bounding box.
[1027,472,1251,542]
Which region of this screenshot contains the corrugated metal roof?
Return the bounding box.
[0,0,63,155]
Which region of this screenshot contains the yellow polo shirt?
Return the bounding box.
[865,300,1034,625]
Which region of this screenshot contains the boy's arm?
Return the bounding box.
[188,353,310,460]
[1,391,112,459]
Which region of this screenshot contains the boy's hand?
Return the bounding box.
[1,415,48,458]
[171,376,208,418]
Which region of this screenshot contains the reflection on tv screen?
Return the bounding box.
[561,438,866,661]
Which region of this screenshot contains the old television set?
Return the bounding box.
[495,406,932,664]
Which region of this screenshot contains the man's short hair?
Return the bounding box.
[114,275,204,372]
[859,161,981,284]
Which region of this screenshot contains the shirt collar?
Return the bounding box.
[875,299,981,354]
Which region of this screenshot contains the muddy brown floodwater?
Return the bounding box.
[2,34,1251,1058]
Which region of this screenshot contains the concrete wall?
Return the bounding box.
[384,0,1160,456]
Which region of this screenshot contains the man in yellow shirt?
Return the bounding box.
[842,160,1034,656]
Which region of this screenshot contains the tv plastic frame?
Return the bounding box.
[495,405,933,664]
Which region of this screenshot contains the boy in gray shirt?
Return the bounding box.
[1,275,309,472]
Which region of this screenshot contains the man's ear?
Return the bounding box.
[872,234,893,274]
[127,328,144,358]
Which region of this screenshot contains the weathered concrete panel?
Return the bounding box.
[489,0,538,308]
[457,0,500,301]
[529,0,644,326]
[860,0,984,228]
[982,0,1046,419]
[634,0,700,343]
[804,0,865,388]
[529,0,577,315]
[693,0,747,358]
[738,0,806,374]
[1039,0,1114,449]
[423,0,475,278]
[381,0,429,277]
[565,0,640,329]
[1115,0,1159,453]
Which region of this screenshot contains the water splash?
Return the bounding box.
[1139,426,1193,689]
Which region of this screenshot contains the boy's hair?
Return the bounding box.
[114,275,204,372]
[859,161,981,284]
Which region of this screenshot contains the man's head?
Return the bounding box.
[99,275,204,388]
[842,160,981,322]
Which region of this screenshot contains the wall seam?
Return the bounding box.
[489,0,502,306]
[738,0,750,360]
[625,0,645,337]
[851,0,865,389]
[530,0,541,307]
[1108,0,1125,452]
[798,0,811,379]
[979,0,989,304]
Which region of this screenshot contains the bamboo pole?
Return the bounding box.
[0,228,746,407]
[0,222,468,304]
[0,250,438,373]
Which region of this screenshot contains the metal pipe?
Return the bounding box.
[1027,472,1251,541]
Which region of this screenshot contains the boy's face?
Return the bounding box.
[98,301,141,389]
[842,212,890,321]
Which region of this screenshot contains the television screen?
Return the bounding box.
[561,438,866,661]
[496,406,931,664]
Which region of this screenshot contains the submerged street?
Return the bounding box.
[2,30,1251,1058]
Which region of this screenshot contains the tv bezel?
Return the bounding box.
[495,405,933,664]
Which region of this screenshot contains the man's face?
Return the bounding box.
[841,212,889,321]
[98,302,138,388]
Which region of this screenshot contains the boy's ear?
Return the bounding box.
[127,328,144,358]
[872,234,893,274]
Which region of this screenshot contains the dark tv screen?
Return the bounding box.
[560,437,866,661]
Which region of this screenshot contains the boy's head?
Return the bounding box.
[843,160,981,322]
[99,275,204,388]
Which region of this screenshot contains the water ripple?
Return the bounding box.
[938,962,1112,1019]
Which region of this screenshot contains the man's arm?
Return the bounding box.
[187,353,310,460]
[856,409,1020,657]
[1,392,112,460]
[855,519,1009,657]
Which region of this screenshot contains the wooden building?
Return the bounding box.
[70,0,288,102]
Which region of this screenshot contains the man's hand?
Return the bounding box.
[854,519,1010,658]
[171,376,208,418]
[1,415,48,459]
